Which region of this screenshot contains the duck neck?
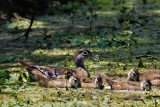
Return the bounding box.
[75,54,90,77]
[75,58,86,70]
[75,53,86,69]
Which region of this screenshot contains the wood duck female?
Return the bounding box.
[18,59,80,88]
[18,49,93,81]
[74,49,93,77]
[127,68,160,86]
[96,72,152,91]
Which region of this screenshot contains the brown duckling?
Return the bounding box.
[106,68,139,83]
[127,68,160,86]
[127,68,139,82]
[73,67,104,89]
[110,79,151,91]
[18,49,93,81]
[79,76,103,89]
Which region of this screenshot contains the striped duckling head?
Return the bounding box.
[127,68,139,82]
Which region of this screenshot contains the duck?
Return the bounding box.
[78,76,103,89]
[74,49,93,70]
[127,68,160,86]
[127,68,139,82]
[96,72,152,91]
[18,49,93,81]
[18,59,80,88]
[110,79,151,91]
[105,68,140,83]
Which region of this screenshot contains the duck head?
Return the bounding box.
[127,68,139,82]
[95,76,104,89]
[74,49,93,70]
[69,76,81,88]
[140,79,152,91]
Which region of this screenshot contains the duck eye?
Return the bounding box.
[133,73,137,76]
[73,78,78,82]
[83,51,88,55]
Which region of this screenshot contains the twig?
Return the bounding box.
[23,12,35,43]
[112,38,126,45]
[65,71,69,91]
[12,12,35,43]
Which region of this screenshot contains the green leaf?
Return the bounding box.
[9,75,19,82]
[0,70,10,79]
[0,78,7,85]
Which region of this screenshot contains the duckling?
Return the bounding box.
[106,68,140,83]
[96,72,151,91]
[127,68,139,82]
[79,76,103,89]
[111,79,151,91]
[73,67,104,89]
[18,49,93,81]
[128,68,160,86]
